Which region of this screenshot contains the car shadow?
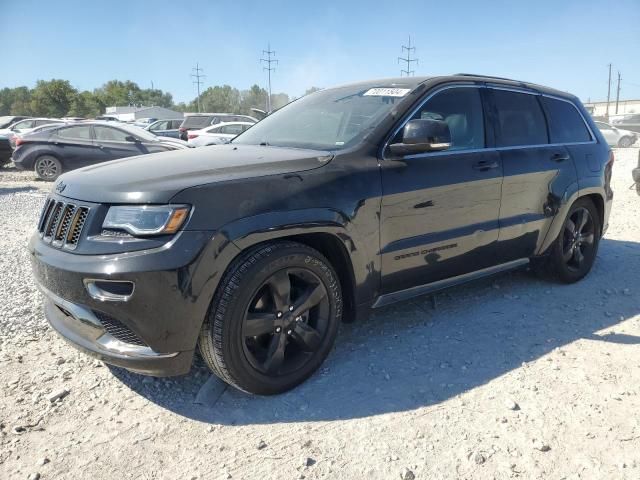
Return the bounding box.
[110,237,640,425]
[0,185,40,196]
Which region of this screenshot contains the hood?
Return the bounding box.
[56,144,333,204]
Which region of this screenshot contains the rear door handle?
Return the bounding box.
[551,153,570,162]
[473,161,499,171]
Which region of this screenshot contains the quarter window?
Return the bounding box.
[408,87,485,151]
[492,90,548,147]
[57,126,92,140]
[541,97,592,143]
[219,124,244,135]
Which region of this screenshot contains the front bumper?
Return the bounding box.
[29,229,238,376]
[40,283,192,376]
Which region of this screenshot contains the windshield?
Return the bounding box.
[232,85,412,150]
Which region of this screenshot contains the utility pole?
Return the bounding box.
[191,63,206,113]
[606,63,612,118]
[398,36,418,77]
[261,44,278,113]
[615,71,621,114]
[151,80,154,90]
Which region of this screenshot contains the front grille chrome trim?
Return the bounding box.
[37,197,90,250]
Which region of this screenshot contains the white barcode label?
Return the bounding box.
[363,88,411,97]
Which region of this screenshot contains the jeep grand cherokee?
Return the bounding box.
[29,74,613,395]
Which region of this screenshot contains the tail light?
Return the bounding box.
[15,137,25,147]
[188,134,198,139]
[179,127,186,132]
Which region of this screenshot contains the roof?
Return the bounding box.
[329,74,576,100]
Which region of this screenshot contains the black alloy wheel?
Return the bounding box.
[199,241,342,395]
[544,197,601,283]
[561,207,596,272]
[242,268,330,376]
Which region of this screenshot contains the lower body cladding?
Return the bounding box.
[28,230,239,376]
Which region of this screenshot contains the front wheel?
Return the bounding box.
[199,241,342,395]
[617,136,634,148]
[34,155,62,181]
[544,198,601,283]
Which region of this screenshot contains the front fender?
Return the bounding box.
[218,208,379,307]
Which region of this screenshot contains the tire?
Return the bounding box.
[543,198,601,283]
[34,155,62,181]
[617,136,633,148]
[199,241,342,395]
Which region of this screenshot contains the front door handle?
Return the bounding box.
[473,160,499,171]
[551,153,570,162]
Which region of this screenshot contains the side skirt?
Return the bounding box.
[372,258,530,309]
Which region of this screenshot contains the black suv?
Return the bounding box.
[178,113,256,140]
[29,75,613,395]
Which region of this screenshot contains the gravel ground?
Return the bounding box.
[0,150,639,480]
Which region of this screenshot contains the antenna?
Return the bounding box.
[191,63,206,113]
[261,43,278,112]
[398,36,418,77]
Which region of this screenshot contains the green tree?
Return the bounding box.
[198,85,241,113]
[30,80,77,117]
[271,92,290,110]
[67,90,101,118]
[239,85,268,115]
[304,86,322,96]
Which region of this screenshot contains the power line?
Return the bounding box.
[606,63,612,117]
[191,63,206,113]
[261,44,278,113]
[398,36,418,77]
[615,71,621,114]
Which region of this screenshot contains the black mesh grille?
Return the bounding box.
[93,310,147,347]
[38,198,89,249]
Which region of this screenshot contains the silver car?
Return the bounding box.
[594,121,638,148]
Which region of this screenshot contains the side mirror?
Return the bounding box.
[124,135,139,142]
[389,119,451,156]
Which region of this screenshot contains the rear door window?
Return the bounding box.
[541,97,591,143]
[492,90,548,147]
[219,124,244,135]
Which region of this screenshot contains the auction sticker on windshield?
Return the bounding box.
[363,88,411,97]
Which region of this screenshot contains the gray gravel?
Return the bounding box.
[0,152,639,479]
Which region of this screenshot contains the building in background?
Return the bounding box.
[584,99,640,121]
[104,105,183,122]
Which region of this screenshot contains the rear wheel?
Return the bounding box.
[198,241,342,395]
[34,155,62,181]
[544,198,600,283]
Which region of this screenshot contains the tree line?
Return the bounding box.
[0,79,320,118]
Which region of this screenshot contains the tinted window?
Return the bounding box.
[13,119,35,129]
[182,116,213,128]
[492,90,548,147]
[541,97,591,143]
[595,122,611,130]
[151,120,169,131]
[94,126,132,142]
[171,120,182,128]
[57,126,92,140]
[408,87,485,151]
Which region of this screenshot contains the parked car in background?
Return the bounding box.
[594,121,638,147]
[178,113,257,140]
[187,121,254,146]
[28,75,613,395]
[12,122,189,180]
[132,117,157,128]
[611,114,640,134]
[0,116,30,129]
[0,118,64,137]
[145,119,184,138]
[9,121,77,148]
[0,134,12,166]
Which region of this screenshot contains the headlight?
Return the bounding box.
[103,205,190,236]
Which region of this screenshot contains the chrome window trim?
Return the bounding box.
[382,83,597,161]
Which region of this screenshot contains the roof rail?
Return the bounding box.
[454,73,524,82]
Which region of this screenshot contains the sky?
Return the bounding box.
[2,0,639,103]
